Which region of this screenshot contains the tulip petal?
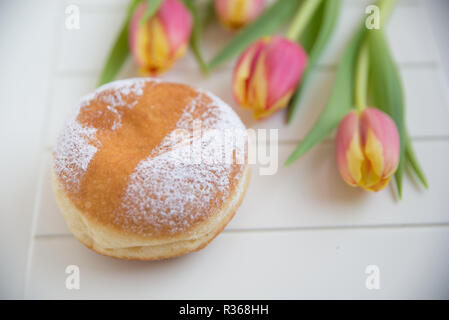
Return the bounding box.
[129,0,192,75]
[247,0,266,21]
[129,3,147,67]
[229,0,247,26]
[233,39,267,108]
[232,36,307,119]
[216,0,266,30]
[264,37,307,109]
[336,108,400,192]
[366,176,391,192]
[362,128,384,182]
[147,18,171,73]
[254,89,294,119]
[346,133,365,185]
[215,0,231,23]
[157,0,192,55]
[336,111,364,186]
[361,108,400,178]
[247,49,268,113]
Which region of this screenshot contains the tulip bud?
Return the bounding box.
[129,0,193,75]
[335,108,400,192]
[233,36,307,119]
[215,0,266,30]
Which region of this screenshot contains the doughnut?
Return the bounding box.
[52,78,250,260]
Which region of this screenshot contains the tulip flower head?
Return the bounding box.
[215,0,266,30]
[335,108,400,192]
[129,0,192,75]
[233,36,308,119]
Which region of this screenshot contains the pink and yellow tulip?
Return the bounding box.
[129,0,192,75]
[214,0,266,30]
[233,36,308,119]
[335,108,400,192]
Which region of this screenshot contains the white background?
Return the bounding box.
[1,0,449,299]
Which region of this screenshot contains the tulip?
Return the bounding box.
[335,108,400,192]
[233,36,307,119]
[129,0,193,75]
[215,0,266,30]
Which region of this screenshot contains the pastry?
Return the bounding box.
[52,78,250,260]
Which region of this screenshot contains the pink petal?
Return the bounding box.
[232,38,268,105]
[157,0,193,54]
[129,2,146,67]
[335,111,360,185]
[247,0,266,21]
[360,108,400,176]
[215,0,230,21]
[263,36,308,109]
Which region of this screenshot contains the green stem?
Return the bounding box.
[377,0,398,28]
[354,42,369,112]
[353,0,398,112]
[286,0,323,41]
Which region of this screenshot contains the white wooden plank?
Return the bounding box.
[26,226,449,299]
[55,1,438,74]
[34,152,71,236]
[404,67,449,138]
[35,140,449,236]
[57,10,127,73]
[0,0,59,299]
[319,1,439,67]
[229,140,449,230]
[426,0,449,81]
[62,0,129,10]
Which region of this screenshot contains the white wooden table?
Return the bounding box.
[1,0,449,299]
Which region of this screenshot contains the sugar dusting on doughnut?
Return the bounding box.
[53,78,152,193]
[121,90,246,234]
[53,79,247,237]
[54,121,99,193]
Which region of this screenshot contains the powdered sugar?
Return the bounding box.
[76,78,150,111]
[121,90,246,235]
[121,147,233,233]
[54,78,150,192]
[54,120,99,193]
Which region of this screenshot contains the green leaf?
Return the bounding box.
[368,30,407,197]
[287,0,342,123]
[208,0,300,69]
[405,134,428,189]
[297,0,325,54]
[140,0,163,25]
[285,25,365,166]
[198,0,216,28]
[183,0,209,74]
[98,0,142,86]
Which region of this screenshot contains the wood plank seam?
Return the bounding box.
[24,0,65,298]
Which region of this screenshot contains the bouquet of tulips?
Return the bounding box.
[99,0,427,198]
[100,0,340,118]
